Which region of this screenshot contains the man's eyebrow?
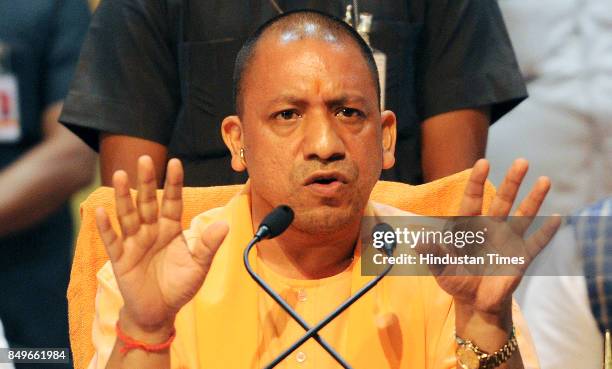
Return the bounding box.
[326,94,368,106]
[267,94,306,106]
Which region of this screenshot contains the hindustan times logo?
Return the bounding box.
[372,226,487,249]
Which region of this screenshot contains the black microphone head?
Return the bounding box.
[373,222,396,256]
[258,205,294,239]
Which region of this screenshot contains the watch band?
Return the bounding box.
[455,327,518,369]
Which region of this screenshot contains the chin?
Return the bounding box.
[291,202,362,235]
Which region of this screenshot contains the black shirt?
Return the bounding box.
[61,0,527,186]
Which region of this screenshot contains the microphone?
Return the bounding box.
[372,222,397,257]
[243,210,395,368]
[244,206,352,368]
[254,205,294,240]
[265,223,396,367]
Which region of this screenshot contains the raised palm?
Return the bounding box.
[431,159,561,314]
[95,156,229,330]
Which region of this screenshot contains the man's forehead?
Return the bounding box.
[275,22,341,43]
[250,35,368,81]
[257,28,349,55]
[242,37,376,107]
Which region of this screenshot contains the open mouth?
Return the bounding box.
[305,171,347,185]
[304,172,348,196]
[312,176,338,185]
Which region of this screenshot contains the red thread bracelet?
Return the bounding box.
[115,322,176,354]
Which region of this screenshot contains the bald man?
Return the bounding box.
[89,11,554,369]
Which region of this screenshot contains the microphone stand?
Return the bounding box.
[244,236,352,368]
[244,236,394,369]
[262,263,393,369]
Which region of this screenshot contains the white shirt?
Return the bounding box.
[518,226,604,369]
[488,0,612,216]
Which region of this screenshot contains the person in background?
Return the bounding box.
[60,0,527,188]
[488,2,612,366]
[487,0,612,216]
[518,197,611,369]
[0,2,95,368]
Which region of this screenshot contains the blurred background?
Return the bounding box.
[0,1,610,369]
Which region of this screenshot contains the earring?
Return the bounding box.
[239,147,245,162]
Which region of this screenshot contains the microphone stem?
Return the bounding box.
[243,237,352,369]
[264,263,393,369]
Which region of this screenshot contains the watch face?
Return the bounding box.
[456,346,481,369]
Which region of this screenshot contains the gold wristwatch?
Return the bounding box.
[455,327,518,369]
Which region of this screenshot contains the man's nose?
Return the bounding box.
[301,111,346,162]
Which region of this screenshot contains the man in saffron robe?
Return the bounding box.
[89,10,558,369]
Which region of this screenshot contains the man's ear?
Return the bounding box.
[381,110,397,170]
[221,115,247,172]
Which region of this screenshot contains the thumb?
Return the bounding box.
[190,221,229,271]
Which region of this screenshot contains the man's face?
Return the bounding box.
[226,32,396,234]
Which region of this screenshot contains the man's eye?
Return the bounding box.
[275,110,301,121]
[336,108,364,119]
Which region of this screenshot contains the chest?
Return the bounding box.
[181,0,419,45]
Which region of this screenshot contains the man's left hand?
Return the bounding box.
[432,158,561,315]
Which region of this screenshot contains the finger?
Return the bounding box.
[488,159,529,218]
[113,170,140,237]
[136,156,159,224]
[525,215,562,259]
[191,221,229,270]
[514,176,550,217]
[510,176,551,236]
[95,207,123,262]
[458,159,489,216]
[161,159,184,222]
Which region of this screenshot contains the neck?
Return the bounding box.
[251,205,361,280]
[257,226,359,279]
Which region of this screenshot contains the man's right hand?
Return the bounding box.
[95,156,229,338]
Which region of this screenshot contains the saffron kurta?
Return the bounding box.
[88,188,539,369]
